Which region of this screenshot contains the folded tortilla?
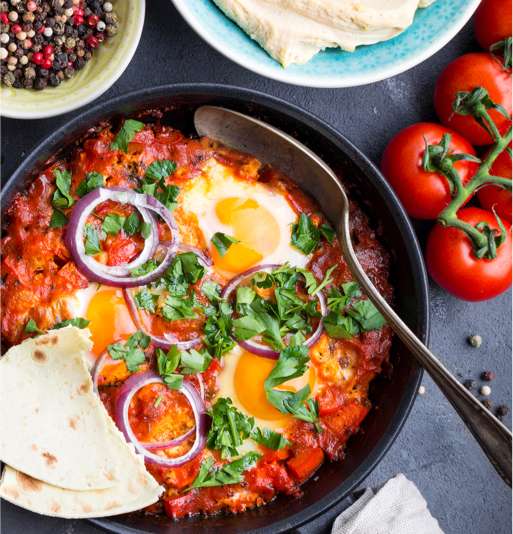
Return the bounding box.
[0,327,121,491]
[0,326,163,516]
[0,405,163,517]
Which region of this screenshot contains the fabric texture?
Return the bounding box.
[332,473,444,534]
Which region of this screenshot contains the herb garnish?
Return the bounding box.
[52,169,75,208]
[108,330,150,373]
[49,207,69,229]
[24,318,44,335]
[263,345,322,433]
[250,427,291,451]
[52,318,91,329]
[156,346,212,390]
[323,283,387,339]
[83,223,103,256]
[146,159,177,181]
[102,213,126,236]
[211,232,240,258]
[110,119,145,153]
[75,171,105,197]
[184,452,262,492]
[291,213,335,254]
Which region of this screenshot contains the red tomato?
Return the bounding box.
[477,142,512,222]
[380,123,478,219]
[433,54,512,146]
[474,0,512,52]
[425,207,512,301]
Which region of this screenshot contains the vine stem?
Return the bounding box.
[439,120,512,220]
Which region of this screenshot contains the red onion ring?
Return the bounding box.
[66,187,179,288]
[91,346,197,451]
[115,370,208,468]
[178,243,214,268]
[221,264,328,358]
[123,288,203,351]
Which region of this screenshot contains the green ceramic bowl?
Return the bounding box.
[0,0,145,119]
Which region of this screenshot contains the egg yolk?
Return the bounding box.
[234,351,316,422]
[211,197,280,273]
[86,289,137,355]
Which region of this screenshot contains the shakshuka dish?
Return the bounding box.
[0,119,393,519]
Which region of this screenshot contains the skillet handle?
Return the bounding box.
[337,195,512,487]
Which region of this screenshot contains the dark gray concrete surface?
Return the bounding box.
[1,1,511,533]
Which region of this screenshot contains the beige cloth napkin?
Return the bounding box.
[332,474,445,534]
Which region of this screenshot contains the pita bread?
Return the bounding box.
[0,327,121,491]
[0,404,163,518]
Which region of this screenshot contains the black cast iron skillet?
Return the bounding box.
[0,84,429,534]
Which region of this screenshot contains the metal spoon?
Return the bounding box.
[194,105,512,486]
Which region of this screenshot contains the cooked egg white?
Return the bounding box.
[178,159,310,278]
[213,344,318,456]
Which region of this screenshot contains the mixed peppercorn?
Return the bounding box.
[0,0,117,90]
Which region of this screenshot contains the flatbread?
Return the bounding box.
[0,405,163,518]
[0,327,121,491]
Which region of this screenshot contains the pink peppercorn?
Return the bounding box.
[27,1,37,12]
[73,15,84,26]
[32,52,43,65]
[85,35,98,49]
[87,14,99,27]
[1,13,8,24]
[43,45,53,58]
[67,61,73,68]
[11,24,22,34]
[37,24,45,33]
[41,58,52,69]
[74,9,84,16]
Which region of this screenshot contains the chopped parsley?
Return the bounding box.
[136,173,180,213]
[263,345,322,433]
[156,346,212,390]
[110,119,145,153]
[206,398,255,458]
[161,295,198,322]
[130,259,159,278]
[184,452,262,492]
[291,213,335,254]
[323,283,387,339]
[52,318,91,329]
[211,232,239,258]
[146,159,177,181]
[52,169,74,208]
[23,318,44,335]
[102,213,126,236]
[108,330,150,373]
[230,264,321,351]
[250,427,291,451]
[83,223,103,256]
[134,288,159,314]
[75,172,105,197]
[49,207,69,229]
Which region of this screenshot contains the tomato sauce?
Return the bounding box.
[1,123,394,519]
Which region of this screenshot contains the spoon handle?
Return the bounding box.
[338,195,512,487]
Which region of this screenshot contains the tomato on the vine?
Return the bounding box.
[433,54,512,146]
[425,207,512,302]
[380,123,478,219]
[477,142,512,223]
[474,0,512,52]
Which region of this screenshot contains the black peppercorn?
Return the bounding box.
[83,6,92,17]
[13,68,22,78]
[64,24,73,36]
[35,66,48,77]
[22,21,32,32]
[481,371,494,381]
[48,73,60,86]
[83,50,91,60]
[77,24,85,36]
[73,56,84,69]
[482,399,494,410]
[33,20,43,32]
[13,79,23,88]
[51,59,60,70]
[46,16,56,27]
[63,0,72,7]
[53,20,64,34]
[33,33,44,45]
[464,379,477,390]
[68,51,76,62]
[33,76,46,90]
[17,2,28,14]
[497,405,509,417]
[22,76,33,87]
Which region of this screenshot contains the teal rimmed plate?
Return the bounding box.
[170,0,480,88]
